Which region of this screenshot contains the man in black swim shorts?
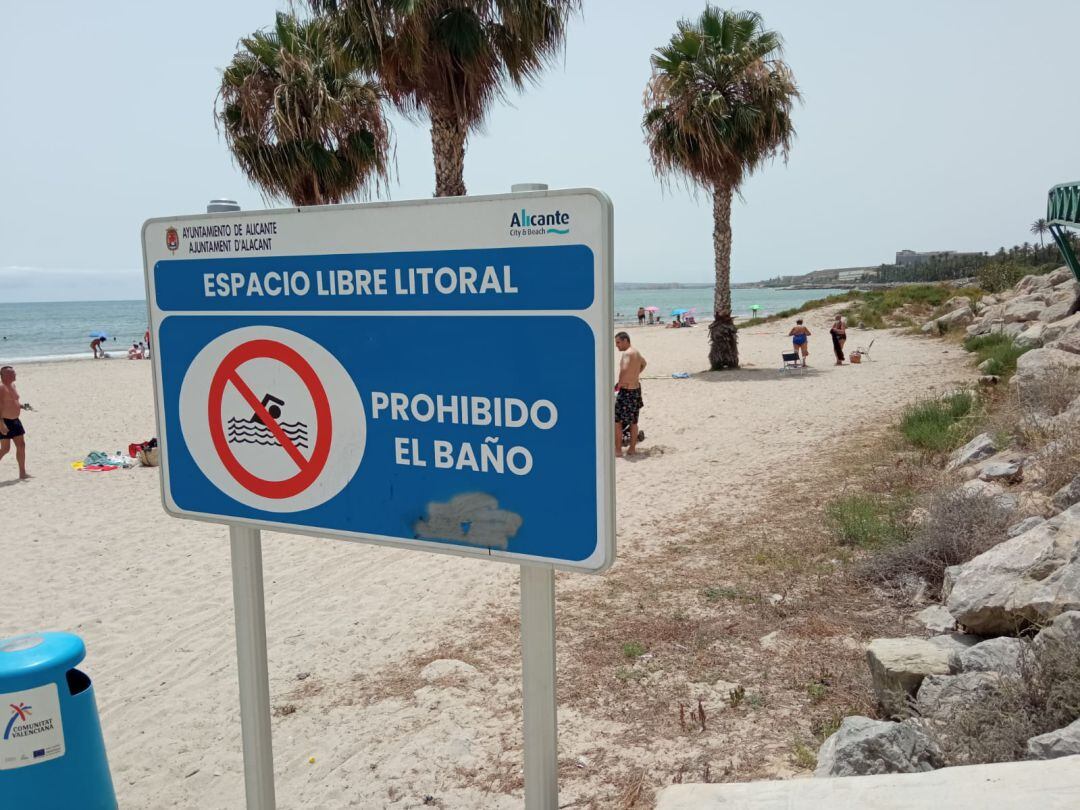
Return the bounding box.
[615,332,647,457]
[0,365,30,480]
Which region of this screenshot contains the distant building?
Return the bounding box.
[898,249,959,267]
[836,268,879,282]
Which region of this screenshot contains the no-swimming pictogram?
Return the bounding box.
[208,339,332,500]
[177,326,365,513]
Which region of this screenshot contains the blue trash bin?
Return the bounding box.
[0,632,117,809]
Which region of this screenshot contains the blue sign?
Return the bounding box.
[144,191,614,571]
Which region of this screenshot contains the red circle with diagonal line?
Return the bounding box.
[208,339,333,499]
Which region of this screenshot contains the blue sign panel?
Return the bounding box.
[143,190,614,571]
[154,245,595,312]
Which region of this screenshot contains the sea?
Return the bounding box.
[0,288,848,363]
[613,287,847,326]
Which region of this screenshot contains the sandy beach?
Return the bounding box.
[0,311,969,808]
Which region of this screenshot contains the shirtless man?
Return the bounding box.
[614,332,646,457]
[0,366,30,480]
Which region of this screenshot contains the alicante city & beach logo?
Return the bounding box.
[508,208,570,238]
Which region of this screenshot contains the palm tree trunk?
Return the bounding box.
[709,182,739,370]
[430,108,467,197]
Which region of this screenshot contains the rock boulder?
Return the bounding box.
[916,605,957,634]
[945,504,1080,634]
[1012,350,1080,411]
[1005,296,1048,323]
[954,636,1028,676]
[927,633,981,660]
[1015,323,1046,349]
[1018,274,1056,293]
[1052,474,1080,511]
[947,433,996,471]
[1032,611,1080,657]
[1027,719,1080,760]
[978,459,1024,485]
[1008,516,1046,538]
[916,672,1002,721]
[1046,333,1080,356]
[814,716,944,777]
[866,638,952,704]
[1039,301,1073,324]
[1042,313,1080,345]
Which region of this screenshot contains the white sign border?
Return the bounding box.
[142,188,615,574]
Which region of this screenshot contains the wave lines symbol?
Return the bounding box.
[226,416,310,450]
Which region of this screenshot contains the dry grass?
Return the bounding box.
[859,489,1014,593]
[1016,366,1080,418]
[1035,428,1080,494]
[935,642,1080,766]
[262,425,976,804]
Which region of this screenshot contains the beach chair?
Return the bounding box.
[781,351,802,371]
[855,339,875,361]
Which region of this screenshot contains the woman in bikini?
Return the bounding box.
[788,319,811,367]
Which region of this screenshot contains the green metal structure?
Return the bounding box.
[1047,181,1080,284]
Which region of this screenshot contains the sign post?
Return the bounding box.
[520,564,558,809]
[229,525,275,809]
[143,187,614,809]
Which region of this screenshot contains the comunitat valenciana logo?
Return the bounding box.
[509,208,570,237]
[4,702,51,740]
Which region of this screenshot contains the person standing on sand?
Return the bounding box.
[0,366,30,480]
[90,336,106,359]
[614,332,646,457]
[788,319,811,367]
[637,306,646,326]
[830,313,847,365]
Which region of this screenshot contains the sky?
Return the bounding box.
[2,0,1079,301]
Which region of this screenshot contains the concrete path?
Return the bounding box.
[656,755,1080,809]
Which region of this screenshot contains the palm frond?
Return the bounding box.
[216,11,393,206]
[642,4,800,192]
[311,0,580,130]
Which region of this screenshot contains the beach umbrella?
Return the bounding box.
[89,331,109,339]
[671,308,687,316]
[644,306,659,312]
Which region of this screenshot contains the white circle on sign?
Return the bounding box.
[179,326,364,512]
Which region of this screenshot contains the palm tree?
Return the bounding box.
[643,7,799,369]
[1031,217,1048,248]
[310,0,579,197]
[217,11,392,206]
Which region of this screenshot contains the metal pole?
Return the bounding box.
[510,179,558,809]
[520,564,558,810]
[229,525,277,809]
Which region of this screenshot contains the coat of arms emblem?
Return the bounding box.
[166,226,179,253]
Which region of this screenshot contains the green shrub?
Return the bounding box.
[899,391,976,452]
[621,641,647,660]
[791,740,818,770]
[825,493,910,548]
[843,284,973,329]
[977,262,1027,293]
[962,333,1031,377]
[736,292,865,329]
